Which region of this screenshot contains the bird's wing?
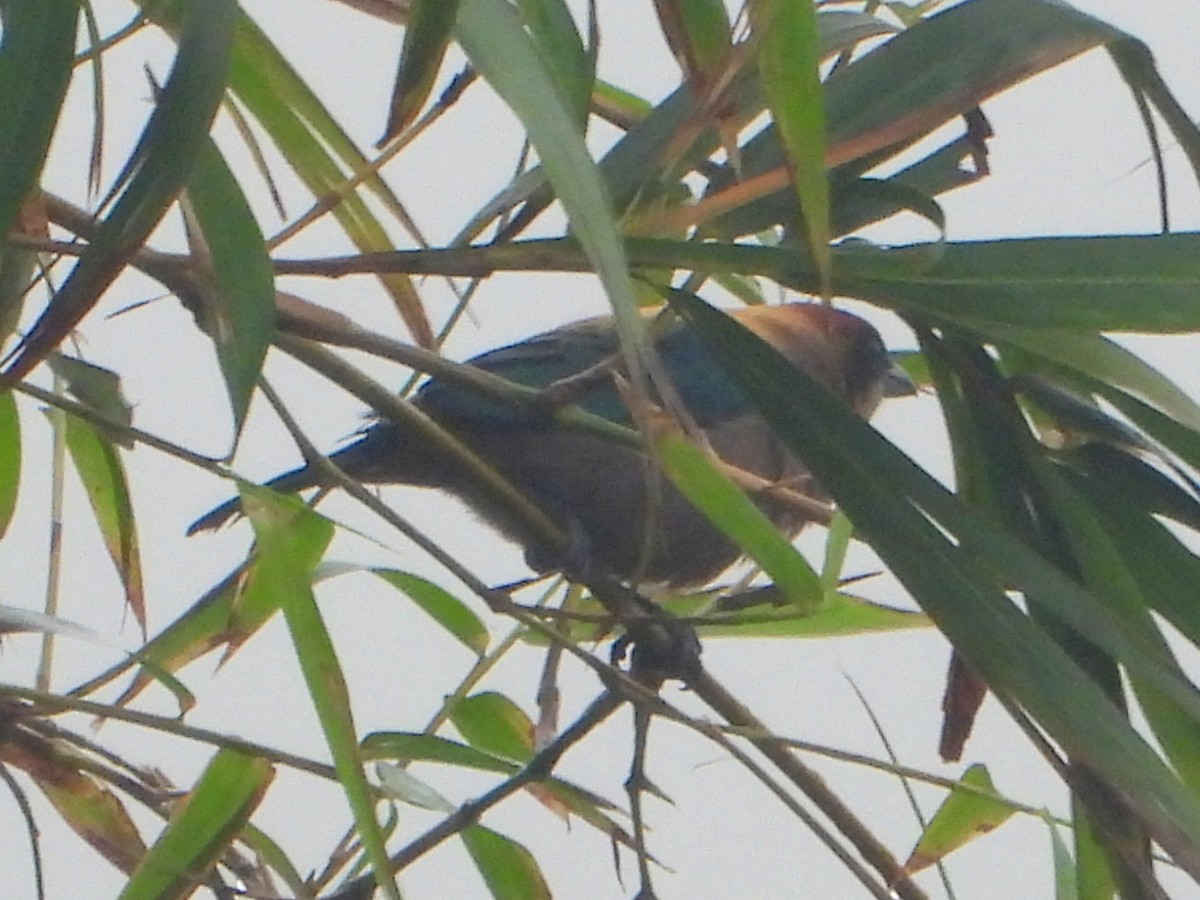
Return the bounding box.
[417,317,629,425]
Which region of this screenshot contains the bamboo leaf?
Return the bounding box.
[457,0,646,378]
[0,388,18,537]
[118,750,273,900]
[750,0,830,290]
[0,1,77,249]
[670,291,1200,879]
[244,487,399,900]
[61,413,145,634]
[382,0,461,141]
[654,426,822,610]
[3,0,238,382]
[185,139,276,434]
[462,825,551,900]
[450,692,535,764]
[904,764,1015,875]
[370,568,490,655]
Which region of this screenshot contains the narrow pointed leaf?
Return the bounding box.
[450,692,535,764]
[0,728,146,876]
[145,4,435,346]
[244,487,399,900]
[670,292,1200,879]
[375,761,455,812]
[46,355,134,440]
[462,825,551,900]
[692,592,928,638]
[751,0,830,288]
[3,0,237,382]
[0,1,77,247]
[515,0,594,128]
[653,0,730,80]
[364,732,520,775]
[185,139,276,434]
[382,0,461,141]
[0,389,18,537]
[822,0,1124,163]
[457,0,647,381]
[982,326,1200,431]
[118,750,273,900]
[61,413,145,633]
[371,568,489,655]
[838,233,1200,333]
[654,426,822,609]
[905,764,1015,875]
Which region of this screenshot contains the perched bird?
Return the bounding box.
[191,303,911,587]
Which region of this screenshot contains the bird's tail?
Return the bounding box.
[186,463,325,535]
[186,423,446,535]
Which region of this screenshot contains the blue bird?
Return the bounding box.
[191,303,911,587]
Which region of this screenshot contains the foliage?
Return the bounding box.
[0,1,1198,898]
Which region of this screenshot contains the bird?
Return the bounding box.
[190,303,912,588]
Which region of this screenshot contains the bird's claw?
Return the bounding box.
[612,614,702,685]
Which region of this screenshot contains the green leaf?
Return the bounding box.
[90,544,318,712]
[981,326,1200,431]
[669,291,1200,879]
[514,0,594,128]
[46,355,134,440]
[1046,814,1079,900]
[820,511,853,596]
[0,1,76,248]
[904,764,1016,875]
[61,413,145,634]
[654,427,822,610]
[383,0,462,140]
[450,692,535,764]
[838,233,1200,333]
[185,138,276,435]
[822,0,1123,163]
[462,825,551,900]
[244,487,400,900]
[238,824,308,898]
[456,0,649,396]
[214,11,434,346]
[363,732,632,846]
[691,592,928,639]
[0,388,18,537]
[363,732,519,775]
[4,0,238,381]
[652,0,730,80]
[750,0,830,289]
[118,750,273,900]
[365,233,1200,335]
[371,568,490,655]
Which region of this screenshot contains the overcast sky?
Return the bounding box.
[3,2,1199,898]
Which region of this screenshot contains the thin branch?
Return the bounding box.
[0,688,337,782]
[330,690,627,900]
[684,667,926,900]
[0,763,45,900]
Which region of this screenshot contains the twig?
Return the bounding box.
[684,667,926,900]
[0,762,45,900]
[329,689,627,899]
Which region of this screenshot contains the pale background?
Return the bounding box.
[1,2,1198,898]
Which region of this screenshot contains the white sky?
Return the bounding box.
[2,2,1199,899]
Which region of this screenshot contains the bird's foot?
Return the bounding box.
[523,514,598,583]
[611,611,702,686]
[524,518,703,684]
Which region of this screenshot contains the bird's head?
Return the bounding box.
[733,303,914,418]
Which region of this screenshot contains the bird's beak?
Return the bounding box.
[883,358,917,398]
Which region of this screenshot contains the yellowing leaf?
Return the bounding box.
[904,764,1016,875]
